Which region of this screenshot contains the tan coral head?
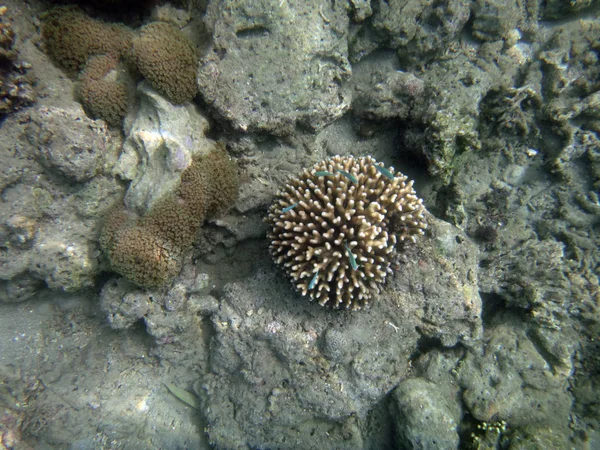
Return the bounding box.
[266,155,427,311]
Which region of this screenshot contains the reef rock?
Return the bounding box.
[196,0,352,135]
[98,210,481,449]
[391,378,461,450]
[1,105,122,302]
[198,215,481,449]
[26,106,109,182]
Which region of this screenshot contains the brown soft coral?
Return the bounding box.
[77,54,135,126]
[132,21,198,104]
[41,5,133,77]
[100,148,238,287]
[100,217,183,288]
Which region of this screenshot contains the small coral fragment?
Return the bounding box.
[266,155,427,310]
[0,7,35,116]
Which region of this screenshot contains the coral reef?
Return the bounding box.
[265,155,427,310]
[100,148,238,287]
[7,0,599,446]
[132,21,198,105]
[77,54,135,127]
[40,5,133,77]
[193,233,481,450]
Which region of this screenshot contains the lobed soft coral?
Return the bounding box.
[77,54,135,127]
[132,22,198,104]
[41,5,133,77]
[41,7,201,127]
[100,148,238,287]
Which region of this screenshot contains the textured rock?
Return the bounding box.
[391,378,461,450]
[1,105,122,302]
[197,0,352,134]
[364,0,470,65]
[98,205,480,449]
[479,234,571,328]
[540,20,600,133]
[457,319,572,428]
[386,216,483,347]
[0,6,35,117]
[199,270,412,449]
[348,0,373,21]
[26,106,110,182]
[400,55,492,183]
[542,0,595,19]
[99,273,219,368]
[352,70,426,122]
[352,22,534,184]
[424,17,599,441]
[471,0,537,42]
[0,292,204,448]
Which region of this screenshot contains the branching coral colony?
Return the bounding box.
[266,155,427,310]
